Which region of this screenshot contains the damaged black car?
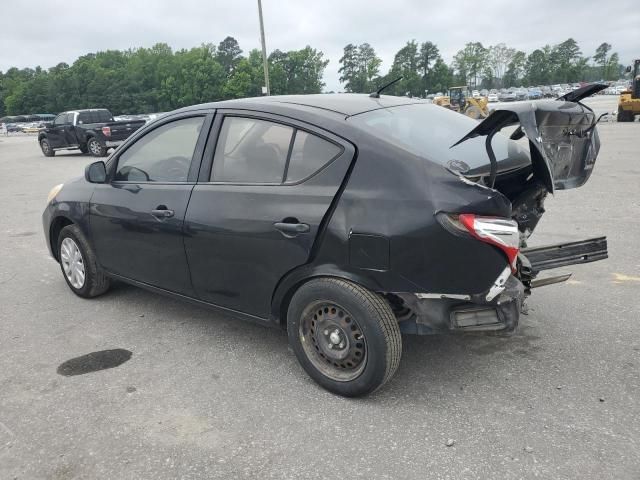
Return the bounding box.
[42,85,608,396]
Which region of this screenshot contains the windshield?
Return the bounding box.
[348,103,530,175]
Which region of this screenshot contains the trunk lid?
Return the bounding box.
[452,83,608,193]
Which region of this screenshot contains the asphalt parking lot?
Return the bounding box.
[1,96,639,479]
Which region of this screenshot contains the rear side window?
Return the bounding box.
[286,131,342,182]
[212,117,293,183]
[115,116,204,182]
[78,110,113,124]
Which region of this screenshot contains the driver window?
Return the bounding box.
[53,114,67,126]
[115,116,204,182]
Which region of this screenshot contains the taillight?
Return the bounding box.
[458,214,520,272]
[102,126,111,137]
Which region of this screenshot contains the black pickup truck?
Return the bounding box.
[38,109,145,157]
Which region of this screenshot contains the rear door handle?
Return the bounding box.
[151,208,174,218]
[274,222,310,235]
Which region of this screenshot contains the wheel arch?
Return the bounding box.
[270,264,382,328]
[49,215,75,262]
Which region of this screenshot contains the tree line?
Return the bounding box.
[0,36,625,116]
[0,37,328,116]
[339,39,624,97]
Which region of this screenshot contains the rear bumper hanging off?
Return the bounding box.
[393,236,608,336]
[393,271,525,336]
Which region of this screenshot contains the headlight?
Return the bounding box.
[47,184,64,203]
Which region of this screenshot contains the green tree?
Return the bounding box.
[593,42,611,76]
[338,44,360,91]
[487,43,516,88]
[503,50,526,87]
[525,47,552,85]
[269,46,329,95]
[338,43,381,93]
[429,58,453,93]
[216,36,242,77]
[593,43,619,80]
[453,42,488,87]
[606,52,620,80]
[387,40,422,96]
[418,41,442,94]
[549,38,585,83]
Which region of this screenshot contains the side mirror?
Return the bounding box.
[626,66,632,73]
[85,161,107,183]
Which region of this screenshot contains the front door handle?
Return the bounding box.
[274,222,310,236]
[151,208,174,218]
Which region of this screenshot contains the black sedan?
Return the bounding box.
[43,88,608,396]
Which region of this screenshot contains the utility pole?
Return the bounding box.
[257,0,270,95]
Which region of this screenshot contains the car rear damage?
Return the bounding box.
[392,84,609,335]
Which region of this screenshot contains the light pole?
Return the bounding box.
[257,0,270,96]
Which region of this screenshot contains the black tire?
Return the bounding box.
[287,278,402,397]
[57,224,110,298]
[87,137,107,157]
[79,143,89,154]
[40,138,55,157]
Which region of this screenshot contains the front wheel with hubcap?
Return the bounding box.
[40,139,55,157]
[287,278,402,397]
[57,224,110,298]
[87,137,107,157]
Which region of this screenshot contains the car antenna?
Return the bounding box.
[369,76,403,98]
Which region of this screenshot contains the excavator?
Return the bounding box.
[618,59,640,122]
[433,86,490,119]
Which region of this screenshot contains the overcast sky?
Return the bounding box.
[1,0,639,91]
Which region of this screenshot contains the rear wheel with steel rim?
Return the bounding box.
[57,224,110,298]
[288,278,402,397]
[299,301,367,382]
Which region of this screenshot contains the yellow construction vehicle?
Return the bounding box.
[433,86,490,119]
[618,59,640,122]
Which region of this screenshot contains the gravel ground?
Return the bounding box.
[0,96,638,479]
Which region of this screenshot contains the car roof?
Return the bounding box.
[176,93,427,118]
[63,109,111,114]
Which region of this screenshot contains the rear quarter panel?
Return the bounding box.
[312,130,510,295]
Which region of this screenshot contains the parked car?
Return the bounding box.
[527,89,543,100]
[43,90,608,396]
[487,92,499,102]
[514,89,528,101]
[38,109,145,157]
[498,90,516,102]
[20,122,46,133]
[471,90,481,98]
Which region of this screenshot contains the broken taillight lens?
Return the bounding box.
[102,126,111,137]
[457,214,520,272]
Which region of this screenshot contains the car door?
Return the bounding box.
[184,111,355,318]
[47,113,68,147]
[62,112,79,145]
[91,112,213,295]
